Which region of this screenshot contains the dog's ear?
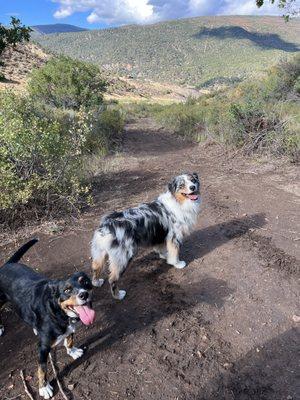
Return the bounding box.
[168,177,177,194]
[192,172,199,181]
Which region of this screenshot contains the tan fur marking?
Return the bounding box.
[65,334,74,349]
[108,264,121,299]
[108,265,120,284]
[166,239,179,261]
[92,253,107,280]
[60,295,78,312]
[38,365,46,388]
[175,192,188,204]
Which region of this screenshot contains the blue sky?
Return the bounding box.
[0,0,285,29]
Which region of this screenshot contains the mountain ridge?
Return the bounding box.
[32,23,87,35]
[35,16,300,87]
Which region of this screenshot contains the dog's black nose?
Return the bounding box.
[189,185,196,192]
[79,291,88,301]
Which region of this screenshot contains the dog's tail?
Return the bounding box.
[6,239,38,264]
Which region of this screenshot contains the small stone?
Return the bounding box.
[292,315,300,323]
[68,384,75,391]
[223,362,233,369]
[197,350,205,359]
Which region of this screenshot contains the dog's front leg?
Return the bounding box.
[166,239,186,269]
[38,342,53,399]
[64,333,84,360]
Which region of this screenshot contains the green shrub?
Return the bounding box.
[155,55,299,161]
[83,108,124,155]
[28,55,107,110]
[0,91,124,228]
[156,102,205,140]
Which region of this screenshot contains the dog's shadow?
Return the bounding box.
[56,213,266,395]
[182,212,266,264]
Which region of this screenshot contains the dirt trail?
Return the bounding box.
[0,118,299,400]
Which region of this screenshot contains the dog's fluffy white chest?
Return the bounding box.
[159,191,201,237]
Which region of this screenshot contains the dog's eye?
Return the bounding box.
[179,183,185,189]
[64,287,72,294]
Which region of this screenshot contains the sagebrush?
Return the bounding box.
[0,91,123,228]
[155,55,300,161]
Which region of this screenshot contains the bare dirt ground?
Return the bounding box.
[0,118,299,400]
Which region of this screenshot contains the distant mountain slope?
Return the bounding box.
[32,23,87,35]
[35,16,300,87]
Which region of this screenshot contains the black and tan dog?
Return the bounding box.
[0,239,95,399]
[91,173,201,300]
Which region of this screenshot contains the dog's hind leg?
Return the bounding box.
[108,265,127,300]
[91,250,107,287]
[107,248,131,300]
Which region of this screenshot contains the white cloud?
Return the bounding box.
[219,0,280,16]
[86,0,156,24]
[52,0,285,25]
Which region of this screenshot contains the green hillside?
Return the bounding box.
[35,16,300,87]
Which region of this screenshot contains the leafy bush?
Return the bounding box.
[0,91,124,228]
[28,56,107,110]
[156,55,300,161]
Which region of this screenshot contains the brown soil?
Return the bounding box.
[0,43,48,91]
[0,118,299,400]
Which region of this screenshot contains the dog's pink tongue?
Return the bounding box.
[74,305,95,325]
[187,194,198,201]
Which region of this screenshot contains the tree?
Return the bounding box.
[28,56,107,110]
[0,17,32,55]
[256,0,300,20]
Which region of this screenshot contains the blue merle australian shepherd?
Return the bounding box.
[91,173,201,300]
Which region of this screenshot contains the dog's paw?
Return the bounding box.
[39,383,53,399]
[0,325,4,336]
[67,346,84,360]
[116,290,126,300]
[174,260,186,269]
[92,278,104,287]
